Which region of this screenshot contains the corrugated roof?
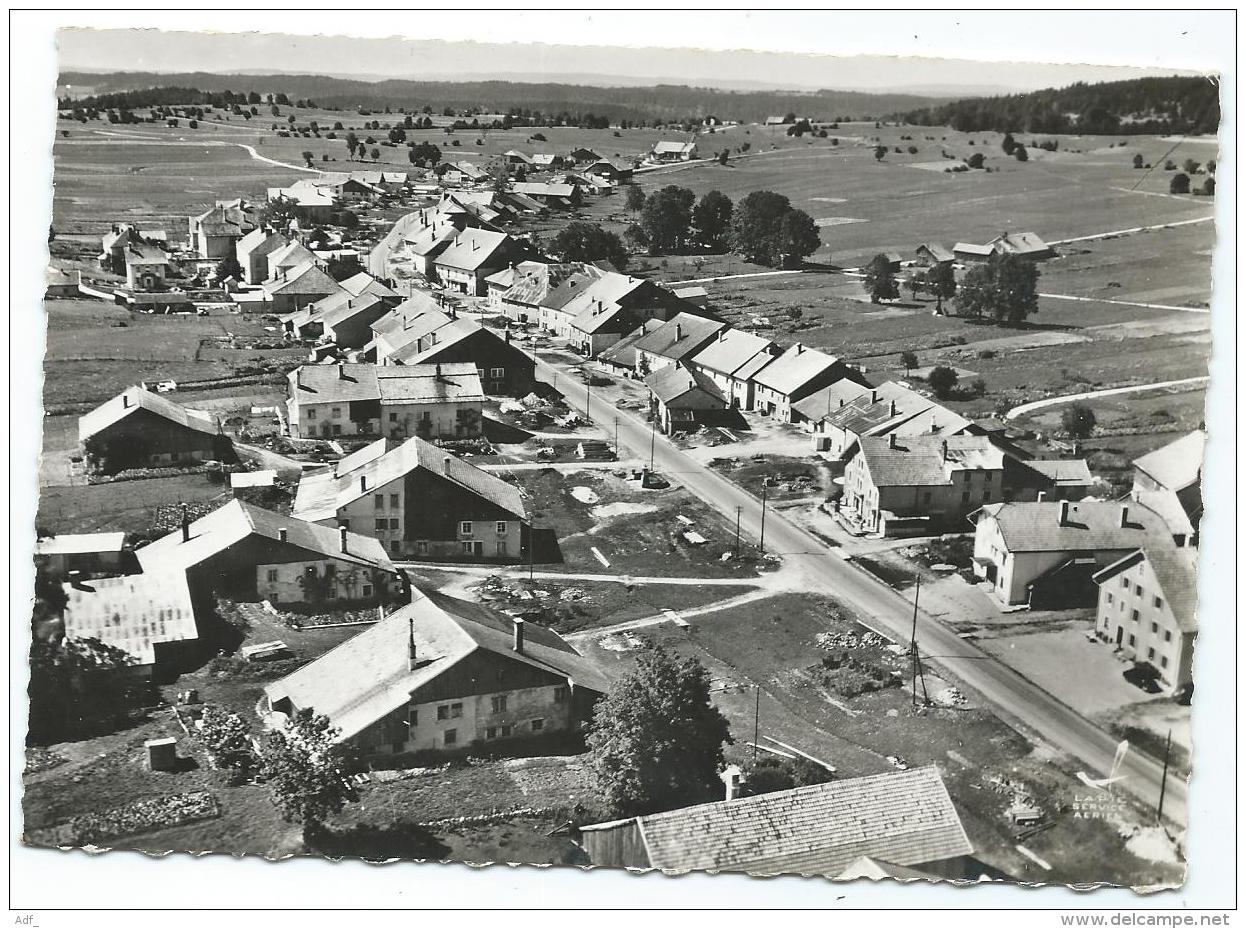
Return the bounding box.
[136,499,395,575]
[1134,431,1205,493]
[262,589,607,740]
[606,766,972,877]
[751,344,842,396]
[292,436,527,524]
[979,500,1171,554]
[62,571,197,666]
[79,387,220,443]
[690,329,777,378]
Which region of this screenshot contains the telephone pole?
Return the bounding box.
[734,506,742,559]
[1157,729,1173,823]
[649,417,657,471]
[528,523,536,582]
[910,574,930,708]
[753,685,760,762]
[613,416,619,457]
[758,483,768,554]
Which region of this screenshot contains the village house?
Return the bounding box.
[188,199,256,259]
[509,181,580,209]
[596,319,665,376]
[650,140,699,163]
[632,313,728,376]
[369,296,454,364]
[135,499,401,607]
[60,570,199,677]
[235,228,291,285]
[261,260,345,315]
[122,242,173,292]
[285,289,400,349]
[841,433,1088,537]
[433,228,521,296]
[79,386,227,474]
[387,317,536,396]
[558,274,701,357]
[99,224,137,275]
[567,147,600,164]
[954,232,1054,264]
[688,329,779,410]
[645,363,729,434]
[971,499,1171,608]
[502,150,535,169]
[488,260,560,320]
[750,344,866,423]
[1130,430,1204,547]
[914,243,955,267]
[266,185,337,225]
[259,589,607,757]
[441,161,489,186]
[800,381,975,460]
[582,159,633,183]
[286,362,484,441]
[45,267,79,299]
[530,153,567,171]
[1091,545,1198,694]
[35,532,128,577]
[266,240,319,281]
[578,766,975,881]
[291,436,529,561]
[532,266,615,335]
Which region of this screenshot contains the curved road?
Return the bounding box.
[535,355,1187,826]
[1005,376,1210,420]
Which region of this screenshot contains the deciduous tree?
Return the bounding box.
[1061,403,1097,439]
[863,254,900,304]
[691,190,734,252]
[587,645,732,817]
[550,222,629,271]
[260,709,359,840]
[927,365,959,400]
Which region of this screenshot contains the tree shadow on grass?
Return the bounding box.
[309,822,452,862]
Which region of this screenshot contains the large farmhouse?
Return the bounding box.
[79,387,228,474]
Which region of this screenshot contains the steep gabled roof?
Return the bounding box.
[690,329,777,378]
[598,319,665,369]
[292,435,527,524]
[645,363,726,406]
[340,271,398,299]
[751,344,843,396]
[632,312,727,363]
[434,229,513,272]
[262,589,608,741]
[582,766,972,877]
[79,387,220,443]
[375,363,484,404]
[978,500,1171,554]
[136,499,394,574]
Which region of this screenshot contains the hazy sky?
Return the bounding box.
[57,17,1202,94]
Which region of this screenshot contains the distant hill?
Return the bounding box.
[57,70,947,124]
[896,76,1219,136]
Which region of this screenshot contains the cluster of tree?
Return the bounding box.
[956,253,1041,326]
[635,186,736,256]
[549,222,630,271]
[27,629,146,746]
[57,71,941,127]
[897,76,1220,136]
[727,191,821,268]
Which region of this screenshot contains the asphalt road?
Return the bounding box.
[534,355,1188,827]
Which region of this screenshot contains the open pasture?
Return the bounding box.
[639,126,1216,270]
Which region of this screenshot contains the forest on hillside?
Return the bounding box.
[57,70,943,125]
[896,76,1219,135]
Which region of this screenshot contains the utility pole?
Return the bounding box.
[649,417,656,471]
[910,574,930,708]
[758,483,768,554]
[734,506,742,559]
[613,416,619,457]
[753,685,760,762]
[1157,729,1172,823]
[585,380,591,420]
[528,522,536,582]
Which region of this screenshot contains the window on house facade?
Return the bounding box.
[362,584,373,597]
[332,424,341,436]
[1128,634,1136,647]
[437,703,463,721]
[1131,609,1140,622]
[1151,622,1159,634]
[1121,577,1129,589]
[1106,593,1114,605]
[389,412,398,422]
[1154,596,1164,609]
[307,408,317,420]
[460,521,473,536]
[531,719,545,732]
[500,725,512,738]
[375,495,385,509]
[982,490,992,502]
[417,541,428,555]
[491,695,508,713]
[1164,630,1173,642]
[961,491,970,504]
[1161,656,1169,668]
[332,407,342,418]
[1147,647,1156,661]
[408,708,417,727]
[375,518,388,531]
[443,729,457,746]
[485,727,497,740]
[553,686,567,703]
[496,521,507,534]
[387,518,398,530]
[1135,583,1143,596]
[266,569,279,582]
[491,367,505,379]
[390,494,399,508]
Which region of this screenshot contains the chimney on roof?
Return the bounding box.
[360,475,368,492]
[1058,500,1071,527]
[941,440,948,462]
[1037,490,1046,503]
[794,343,804,354]
[512,617,525,654]
[339,525,348,553]
[720,764,743,802]
[889,400,897,416]
[408,615,418,670]
[675,323,682,340]
[181,504,190,543]
[338,363,346,380]
[442,455,451,475]
[435,362,442,377]
[888,433,898,449]
[278,527,288,543]
[122,393,130,409]
[871,389,878,403]
[1119,505,1130,529]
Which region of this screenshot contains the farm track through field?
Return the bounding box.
[76,126,316,174]
[1004,376,1211,420]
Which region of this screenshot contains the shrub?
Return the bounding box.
[927,365,959,399]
